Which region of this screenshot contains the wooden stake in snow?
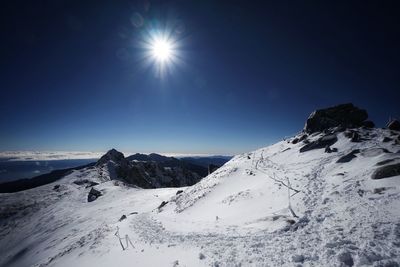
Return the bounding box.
[286,177,298,218]
[115,227,135,250]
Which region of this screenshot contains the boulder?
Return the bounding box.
[299,134,338,153]
[362,120,375,128]
[337,252,354,266]
[325,146,338,153]
[88,187,102,202]
[387,119,400,131]
[372,163,400,179]
[292,255,305,263]
[157,201,168,210]
[350,132,361,142]
[304,103,369,133]
[336,150,360,163]
[376,158,400,166]
[383,137,393,143]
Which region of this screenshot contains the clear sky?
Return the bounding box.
[1,1,399,155]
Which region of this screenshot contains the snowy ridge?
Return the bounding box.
[1,127,400,266]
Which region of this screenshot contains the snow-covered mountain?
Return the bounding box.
[1,104,400,267]
[94,149,203,188]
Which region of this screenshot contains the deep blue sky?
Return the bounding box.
[1,1,399,155]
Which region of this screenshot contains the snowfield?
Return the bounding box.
[1,128,400,266]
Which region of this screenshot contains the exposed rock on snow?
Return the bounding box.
[387,119,400,131]
[95,149,203,188]
[304,103,369,133]
[336,149,360,163]
[372,163,400,179]
[119,215,127,222]
[383,137,393,143]
[337,251,354,266]
[292,254,305,263]
[362,120,375,128]
[299,134,338,152]
[88,187,102,202]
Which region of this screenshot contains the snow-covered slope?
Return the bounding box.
[1,128,400,266]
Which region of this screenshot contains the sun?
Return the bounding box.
[150,38,173,63]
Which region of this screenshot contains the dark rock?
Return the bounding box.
[372,163,400,179]
[73,179,88,185]
[376,158,400,166]
[292,255,305,263]
[336,150,360,163]
[85,181,99,188]
[350,132,360,142]
[130,211,138,215]
[300,134,338,153]
[344,130,354,139]
[362,120,375,128]
[383,137,393,143]
[387,119,400,131]
[303,139,310,144]
[373,187,387,194]
[291,138,299,144]
[396,137,400,145]
[325,146,338,153]
[337,252,354,266]
[299,134,308,141]
[304,103,369,133]
[53,184,60,191]
[176,190,184,195]
[119,214,127,221]
[157,201,168,210]
[74,179,99,188]
[88,188,102,202]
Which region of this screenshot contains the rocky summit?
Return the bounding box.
[304,103,372,133]
[95,150,204,188]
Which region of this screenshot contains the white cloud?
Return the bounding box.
[0,151,104,161]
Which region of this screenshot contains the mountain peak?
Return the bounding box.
[96,149,126,166]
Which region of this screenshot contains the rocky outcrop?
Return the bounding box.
[88,187,102,202]
[299,134,338,153]
[387,119,400,131]
[372,163,400,180]
[304,103,370,133]
[336,150,360,163]
[96,149,203,188]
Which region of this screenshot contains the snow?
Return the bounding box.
[1,128,400,266]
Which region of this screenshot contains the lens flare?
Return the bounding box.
[150,38,173,62]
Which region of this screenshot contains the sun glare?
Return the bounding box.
[150,38,173,63]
